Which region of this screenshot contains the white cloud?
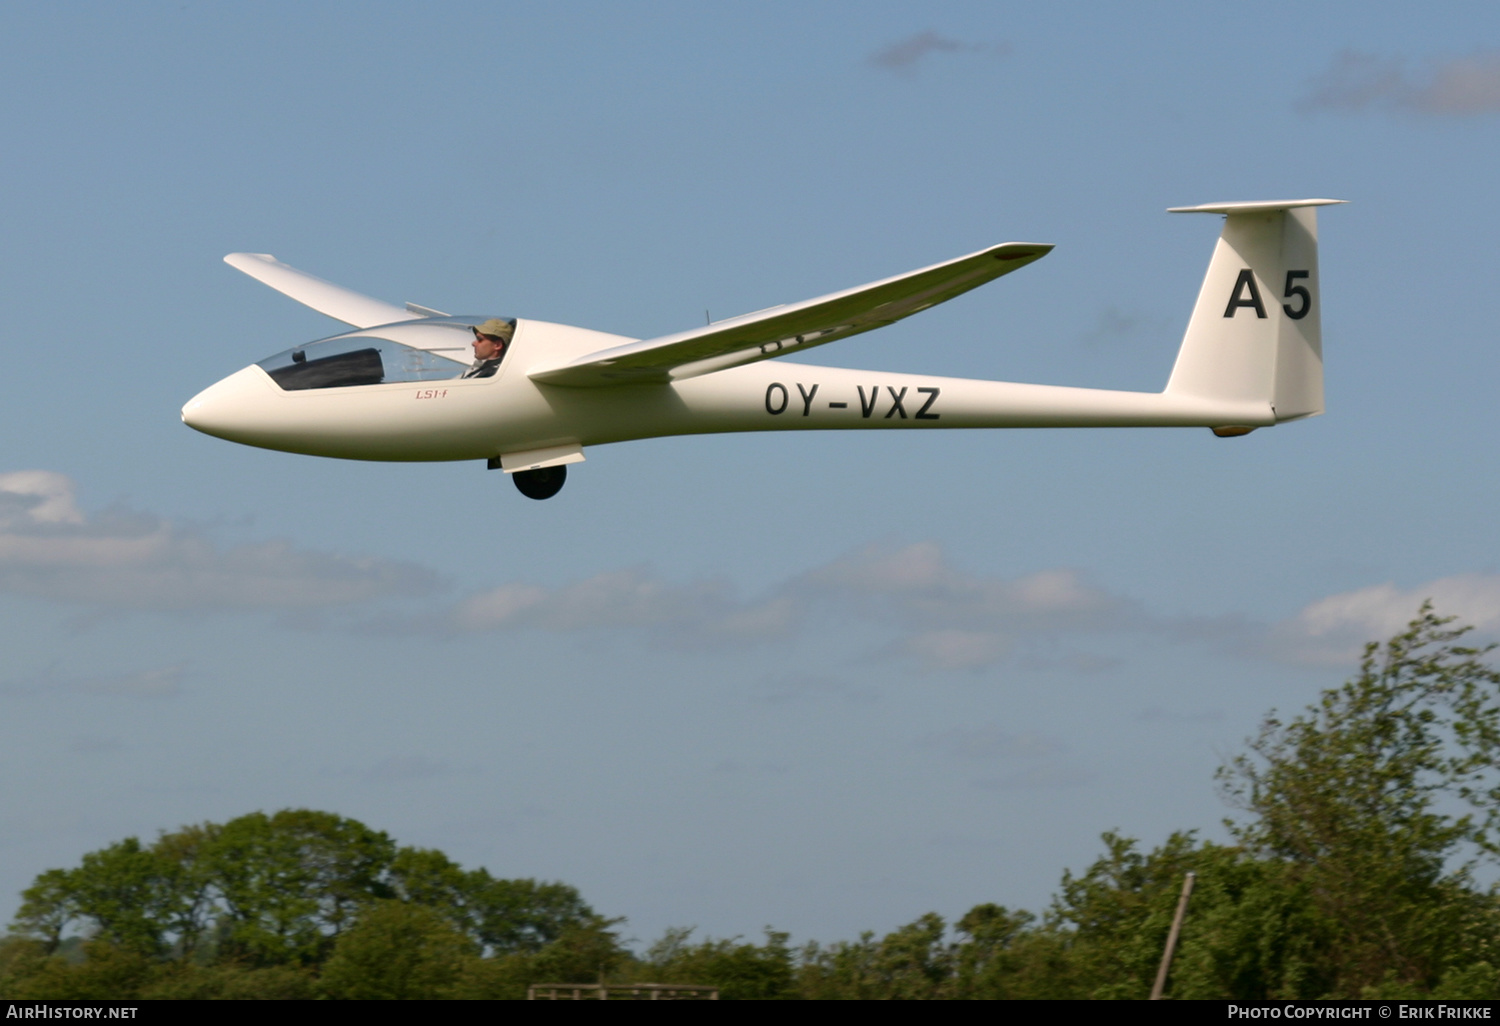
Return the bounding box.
[919,726,1061,761]
[919,725,1093,790]
[6,472,1124,668]
[0,471,85,526]
[70,736,127,753]
[362,755,452,784]
[22,469,1491,685]
[1300,50,1500,115]
[1,665,184,698]
[973,765,1096,790]
[439,542,1129,671]
[803,539,950,592]
[898,629,1010,672]
[800,542,1128,637]
[1138,706,1223,725]
[0,470,438,611]
[1078,307,1171,348]
[452,567,796,647]
[1421,54,1500,113]
[74,666,184,697]
[753,674,879,705]
[318,754,463,784]
[869,32,1009,73]
[1270,574,1500,665]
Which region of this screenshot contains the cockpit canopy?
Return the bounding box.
[255,317,512,391]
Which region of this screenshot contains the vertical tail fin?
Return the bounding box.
[1164,199,1344,423]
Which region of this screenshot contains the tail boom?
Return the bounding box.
[569,363,1277,446]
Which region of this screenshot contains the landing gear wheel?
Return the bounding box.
[513,465,567,500]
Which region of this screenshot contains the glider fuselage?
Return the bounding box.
[182,315,1274,464]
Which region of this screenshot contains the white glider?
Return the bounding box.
[184,200,1343,499]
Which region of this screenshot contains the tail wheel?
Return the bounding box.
[513,465,567,500]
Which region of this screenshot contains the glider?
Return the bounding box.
[184,199,1343,499]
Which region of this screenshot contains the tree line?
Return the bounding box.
[5,607,1500,999]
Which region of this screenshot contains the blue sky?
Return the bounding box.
[3,2,1500,946]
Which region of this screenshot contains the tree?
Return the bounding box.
[448,915,630,999]
[0,941,158,1000]
[206,809,398,965]
[147,823,219,960]
[470,877,597,955]
[795,914,955,999]
[320,901,476,999]
[643,927,794,999]
[950,904,1075,1000]
[6,808,610,994]
[1046,831,1201,999]
[1044,832,1323,1000]
[145,963,318,999]
[1217,605,1500,997]
[387,846,596,956]
[13,840,182,959]
[12,871,73,955]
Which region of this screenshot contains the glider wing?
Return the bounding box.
[529,242,1052,387]
[224,253,416,329]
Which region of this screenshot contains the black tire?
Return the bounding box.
[513,465,567,500]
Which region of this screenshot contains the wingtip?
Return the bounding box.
[991,242,1054,261]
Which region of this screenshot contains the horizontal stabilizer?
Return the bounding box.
[224,253,415,329]
[1168,199,1347,215]
[530,242,1052,387]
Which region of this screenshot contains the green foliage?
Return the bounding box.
[321,901,477,999]
[141,963,319,1000]
[207,809,397,965]
[448,916,629,999]
[0,941,158,1000]
[0,936,51,996]
[1217,606,1500,997]
[475,879,596,955]
[795,914,953,999]
[643,928,794,999]
[0,943,321,1000]
[389,847,595,956]
[446,954,535,1000]
[4,807,609,999]
[951,904,1075,999]
[527,916,629,983]
[12,872,72,955]
[1049,830,1197,998]
[7,607,1500,1000]
[1223,606,1500,863]
[1162,846,1318,999]
[1043,832,1318,999]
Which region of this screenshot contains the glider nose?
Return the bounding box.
[181,365,275,442]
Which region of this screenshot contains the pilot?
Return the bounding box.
[463,319,513,379]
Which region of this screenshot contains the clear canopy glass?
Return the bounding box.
[255,319,504,391]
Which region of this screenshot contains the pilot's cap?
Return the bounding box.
[473,318,514,341]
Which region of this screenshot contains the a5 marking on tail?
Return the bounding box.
[1165,199,1345,434]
